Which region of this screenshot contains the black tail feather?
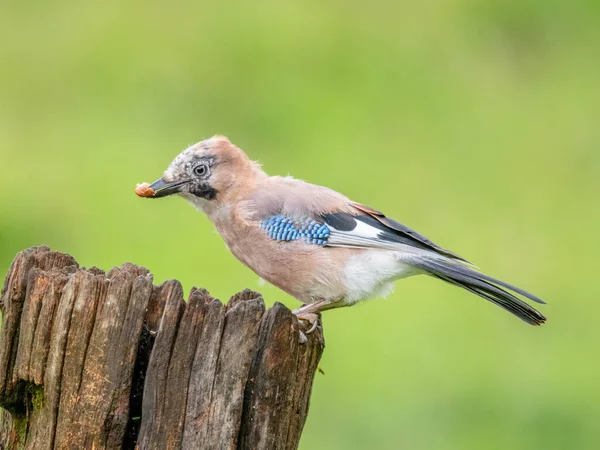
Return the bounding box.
[408,255,547,326]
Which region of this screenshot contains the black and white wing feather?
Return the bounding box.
[321,202,468,262]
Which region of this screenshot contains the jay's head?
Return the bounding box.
[140,135,263,211]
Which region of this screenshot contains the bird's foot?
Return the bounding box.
[293,310,321,335]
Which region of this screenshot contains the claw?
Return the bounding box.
[293,311,320,335]
[305,318,319,334]
[298,330,308,344]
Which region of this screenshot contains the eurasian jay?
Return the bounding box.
[136,136,546,332]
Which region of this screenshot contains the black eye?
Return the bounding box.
[193,163,209,178]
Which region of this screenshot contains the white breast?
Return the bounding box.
[342,250,418,305]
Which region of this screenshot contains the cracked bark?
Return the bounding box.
[0,247,324,450]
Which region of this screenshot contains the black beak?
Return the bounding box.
[148,178,189,198]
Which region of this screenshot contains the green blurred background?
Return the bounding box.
[1,1,599,448]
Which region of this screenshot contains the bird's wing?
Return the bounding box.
[246,178,468,262]
[320,202,470,263]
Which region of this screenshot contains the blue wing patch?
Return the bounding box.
[261,215,330,245]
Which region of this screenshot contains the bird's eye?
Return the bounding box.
[193,163,209,178]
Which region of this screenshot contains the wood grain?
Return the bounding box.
[0,247,324,450]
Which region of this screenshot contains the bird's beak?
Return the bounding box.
[147,178,189,198]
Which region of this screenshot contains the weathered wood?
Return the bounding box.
[238,303,324,450]
[136,280,186,449]
[0,247,324,450]
[181,293,226,448]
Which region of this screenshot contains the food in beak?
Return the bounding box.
[135,182,155,198]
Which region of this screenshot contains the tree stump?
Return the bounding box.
[0,247,324,450]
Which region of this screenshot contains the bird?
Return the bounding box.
[136,135,546,332]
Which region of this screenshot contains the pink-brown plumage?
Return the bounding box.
[136,136,547,327]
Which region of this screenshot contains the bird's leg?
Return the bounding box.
[293,297,344,335]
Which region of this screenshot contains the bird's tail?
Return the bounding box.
[404,253,547,326]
